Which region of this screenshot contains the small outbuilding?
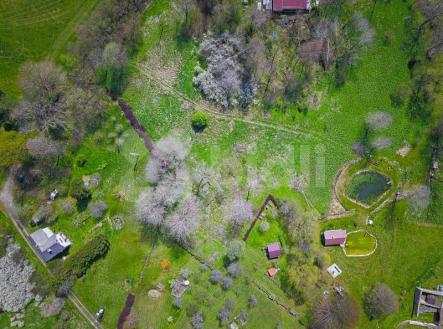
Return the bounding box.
[327,264,342,279]
[271,0,311,12]
[267,267,279,277]
[322,229,347,246]
[267,242,281,259]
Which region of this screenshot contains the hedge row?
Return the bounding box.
[54,234,109,291]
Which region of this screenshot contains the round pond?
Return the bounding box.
[345,171,391,206]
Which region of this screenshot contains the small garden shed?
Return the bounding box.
[267,242,281,259]
[323,229,347,246]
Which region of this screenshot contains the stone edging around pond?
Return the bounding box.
[333,158,398,212]
[341,229,378,258]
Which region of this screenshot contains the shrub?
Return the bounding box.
[41,297,65,317]
[310,293,360,329]
[222,277,233,290]
[227,262,241,277]
[366,111,393,130]
[59,198,75,216]
[191,111,208,131]
[226,240,246,261]
[186,303,200,317]
[218,308,230,325]
[364,283,398,320]
[191,312,204,329]
[160,259,171,271]
[259,221,270,232]
[210,269,223,284]
[180,268,191,279]
[225,298,235,310]
[31,204,53,226]
[70,181,91,204]
[90,201,108,219]
[248,294,257,307]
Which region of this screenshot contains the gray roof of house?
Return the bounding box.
[29,228,70,262]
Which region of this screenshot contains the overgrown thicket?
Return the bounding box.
[278,201,325,305]
[193,35,257,109]
[364,283,398,320]
[309,293,360,329]
[401,0,443,219]
[70,0,149,95]
[185,0,375,112]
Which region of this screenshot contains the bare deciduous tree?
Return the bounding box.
[165,196,201,243]
[225,197,253,228]
[364,283,399,320]
[313,12,375,69]
[67,87,107,135]
[136,188,166,226]
[192,163,212,197]
[310,293,360,329]
[210,269,223,284]
[146,136,188,184]
[226,240,246,261]
[14,62,69,134]
[26,135,65,160]
[191,312,204,329]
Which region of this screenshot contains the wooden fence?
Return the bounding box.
[243,195,278,241]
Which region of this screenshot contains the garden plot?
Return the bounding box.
[343,230,377,257]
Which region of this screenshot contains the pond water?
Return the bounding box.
[346,171,391,206]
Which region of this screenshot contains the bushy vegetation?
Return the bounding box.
[364,283,399,320]
[191,111,208,131]
[309,293,360,329]
[193,34,257,109]
[54,235,109,293]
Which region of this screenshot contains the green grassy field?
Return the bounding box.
[0,0,441,328]
[0,0,99,96]
[320,201,443,328]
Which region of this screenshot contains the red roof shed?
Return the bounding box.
[323,230,347,246]
[272,0,310,12]
[267,242,281,259]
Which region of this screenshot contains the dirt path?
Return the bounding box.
[118,98,155,153]
[0,171,103,329]
[135,63,340,146]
